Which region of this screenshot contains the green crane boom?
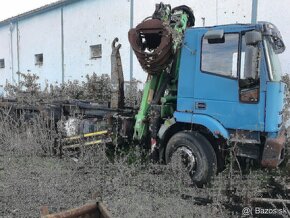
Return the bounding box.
[128,3,195,143]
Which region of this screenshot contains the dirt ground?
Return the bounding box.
[0,145,213,218]
[0,75,289,218]
[1,139,289,218]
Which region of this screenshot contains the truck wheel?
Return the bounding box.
[165,131,217,187]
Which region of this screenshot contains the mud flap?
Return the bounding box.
[261,131,286,168]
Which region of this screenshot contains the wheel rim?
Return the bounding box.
[176,147,197,173]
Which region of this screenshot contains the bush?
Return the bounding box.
[4,72,141,108]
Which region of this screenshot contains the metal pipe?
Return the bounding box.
[16,21,20,83]
[61,7,65,84]
[64,130,108,141]
[216,0,219,25]
[41,202,111,218]
[251,0,258,24]
[9,23,14,83]
[42,202,98,218]
[129,0,134,81]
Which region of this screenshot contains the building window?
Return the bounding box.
[90,44,102,59]
[35,54,43,66]
[201,34,239,78]
[0,59,5,69]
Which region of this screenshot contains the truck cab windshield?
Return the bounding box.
[264,36,283,81]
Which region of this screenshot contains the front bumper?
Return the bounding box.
[261,130,286,168]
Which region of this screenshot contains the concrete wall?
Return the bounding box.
[17,9,62,86]
[133,0,290,82]
[63,0,130,82]
[0,0,289,87]
[0,26,14,85]
[132,0,253,82]
[0,0,130,87]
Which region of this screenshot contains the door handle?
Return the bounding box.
[195,102,206,110]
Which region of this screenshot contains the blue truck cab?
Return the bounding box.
[128,3,287,186]
[174,22,286,170]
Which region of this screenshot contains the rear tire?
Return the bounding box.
[165,131,217,187]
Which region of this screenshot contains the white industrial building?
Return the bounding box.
[0,0,130,88]
[0,0,289,88]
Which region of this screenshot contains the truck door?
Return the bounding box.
[192,30,265,131]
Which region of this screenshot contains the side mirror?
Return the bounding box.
[245,31,262,46]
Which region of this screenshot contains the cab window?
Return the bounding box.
[202,33,239,78]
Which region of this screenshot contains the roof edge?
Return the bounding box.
[0,0,83,27]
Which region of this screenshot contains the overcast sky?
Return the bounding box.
[0,0,57,21]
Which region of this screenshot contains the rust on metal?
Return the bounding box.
[111,37,125,109]
[97,202,111,218]
[41,202,111,218]
[261,131,286,168]
[128,18,173,74]
[40,206,49,216]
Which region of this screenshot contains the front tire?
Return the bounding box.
[165,131,217,187]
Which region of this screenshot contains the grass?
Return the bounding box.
[0,123,289,217]
[0,74,289,217]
